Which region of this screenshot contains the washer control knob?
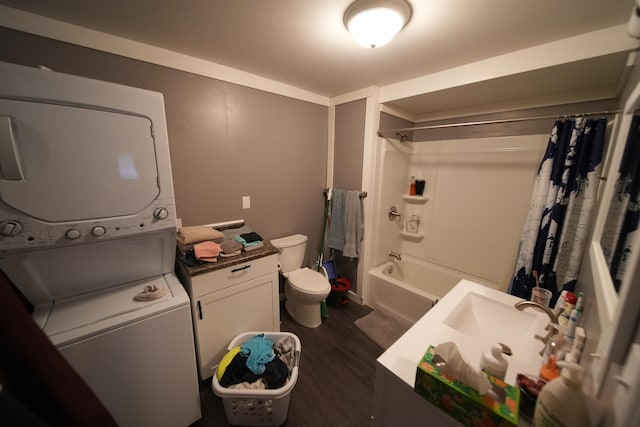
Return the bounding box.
[91,226,107,236]
[153,207,169,220]
[65,229,81,240]
[1,221,23,236]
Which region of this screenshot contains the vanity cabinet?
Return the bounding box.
[373,280,548,427]
[176,247,280,380]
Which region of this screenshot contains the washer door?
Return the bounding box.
[0,99,159,221]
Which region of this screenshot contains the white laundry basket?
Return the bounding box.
[212,331,301,426]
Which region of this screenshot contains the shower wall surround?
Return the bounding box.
[373,135,548,291]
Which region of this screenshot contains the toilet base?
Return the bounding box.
[285,298,323,328]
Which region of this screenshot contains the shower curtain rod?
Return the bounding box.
[377,109,620,140]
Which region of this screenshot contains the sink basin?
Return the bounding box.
[442,290,546,363]
[376,279,550,388]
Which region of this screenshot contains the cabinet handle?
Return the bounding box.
[197,301,203,320]
[231,264,251,273]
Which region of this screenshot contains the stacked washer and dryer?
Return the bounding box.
[0,62,201,426]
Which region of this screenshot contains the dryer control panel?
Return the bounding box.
[0,196,176,254]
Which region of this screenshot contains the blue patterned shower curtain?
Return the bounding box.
[509,118,607,303]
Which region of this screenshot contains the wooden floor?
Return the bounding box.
[191,301,384,427]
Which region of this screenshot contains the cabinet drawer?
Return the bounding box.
[190,254,278,298]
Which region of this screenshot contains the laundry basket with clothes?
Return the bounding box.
[212,332,301,426]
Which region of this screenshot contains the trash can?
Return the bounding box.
[212,332,301,426]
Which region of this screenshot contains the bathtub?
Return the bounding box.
[368,255,487,324]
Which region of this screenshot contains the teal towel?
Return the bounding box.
[234,235,263,247]
[240,334,275,375]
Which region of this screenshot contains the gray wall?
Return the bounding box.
[331,99,366,292]
[334,99,366,190]
[0,27,329,265]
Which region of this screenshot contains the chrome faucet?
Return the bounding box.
[514,300,560,324]
[514,300,564,355]
[388,250,402,261]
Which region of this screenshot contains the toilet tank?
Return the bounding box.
[270,234,308,273]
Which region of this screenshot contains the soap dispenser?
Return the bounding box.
[533,361,589,427]
[480,343,508,381]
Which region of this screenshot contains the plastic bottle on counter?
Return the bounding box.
[539,323,568,382]
[553,290,568,314]
[557,291,577,327]
[480,343,508,381]
[574,292,584,322]
[533,361,590,427]
[409,176,416,195]
[564,308,580,345]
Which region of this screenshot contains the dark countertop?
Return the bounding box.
[176,241,278,277]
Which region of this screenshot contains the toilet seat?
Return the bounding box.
[287,268,330,296]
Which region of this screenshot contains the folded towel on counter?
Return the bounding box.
[239,232,263,243]
[177,226,224,245]
[220,251,242,258]
[194,241,221,262]
[220,239,243,254]
[234,235,263,247]
[222,225,253,240]
[243,242,264,252]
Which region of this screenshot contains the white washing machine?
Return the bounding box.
[0,61,201,426]
[44,272,199,427]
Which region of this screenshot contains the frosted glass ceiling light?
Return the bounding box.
[344,0,411,48]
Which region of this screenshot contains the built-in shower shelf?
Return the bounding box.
[402,195,429,204]
[399,231,425,240]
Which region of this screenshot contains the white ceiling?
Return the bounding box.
[1,0,638,118]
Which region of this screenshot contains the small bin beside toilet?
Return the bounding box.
[271,234,331,328]
[322,259,351,308]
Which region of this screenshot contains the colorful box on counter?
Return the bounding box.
[414,345,520,427]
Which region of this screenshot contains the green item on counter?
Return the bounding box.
[415,345,520,427]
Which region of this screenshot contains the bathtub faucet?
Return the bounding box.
[388,250,402,261]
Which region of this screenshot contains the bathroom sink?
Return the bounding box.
[442,290,546,363]
[376,279,549,389]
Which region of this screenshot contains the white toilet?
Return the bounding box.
[271,234,331,328]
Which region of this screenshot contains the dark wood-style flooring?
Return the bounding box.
[190,301,384,427]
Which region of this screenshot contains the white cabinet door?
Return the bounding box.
[193,272,280,380]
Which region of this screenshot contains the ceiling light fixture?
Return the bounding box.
[344,0,411,49]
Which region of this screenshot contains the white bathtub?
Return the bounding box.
[368,255,482,324]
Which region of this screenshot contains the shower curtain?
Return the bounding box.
[605,116,640,292]
[509,117,607,303]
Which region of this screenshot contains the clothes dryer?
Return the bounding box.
[0,61,200,426]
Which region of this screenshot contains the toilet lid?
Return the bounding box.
[288,268,330,295]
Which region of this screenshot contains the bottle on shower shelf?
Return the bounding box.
[409,176,416,195]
